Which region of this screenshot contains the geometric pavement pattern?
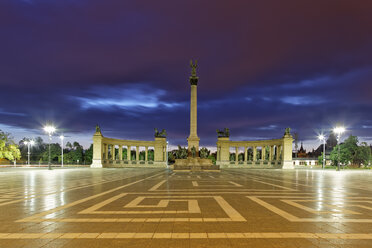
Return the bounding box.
[0,167,372,247]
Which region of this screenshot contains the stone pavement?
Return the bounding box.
[0,167,372,247]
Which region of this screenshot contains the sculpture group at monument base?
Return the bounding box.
[172,157,220,172]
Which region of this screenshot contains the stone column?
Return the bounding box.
[278,145,282,161]
[244,147,247,162]
[269,146,273,161]
[111,145,115,160]
[253,146,257,161]
[136,146,139,161]
[119,146,123,161]
[128,146,131,161]
[145,146,148,162]
[262,146,266,161]
[105,144,108,159]
[187,62,200,155]
[235,147,239,163]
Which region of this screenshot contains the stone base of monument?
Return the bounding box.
[172,157,220,172]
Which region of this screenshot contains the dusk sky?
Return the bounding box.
[1,0,372,150]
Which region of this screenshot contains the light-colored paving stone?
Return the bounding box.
[0,168,371,247]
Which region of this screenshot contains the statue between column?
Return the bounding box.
[191,146,197,158]
[217,128,230,138]
[154,128,167,138]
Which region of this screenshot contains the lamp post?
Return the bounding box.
[333,126,345,171]
[60,135,64,167]
[166,141,169,168]
[43,125,56,170]
[24,140,35,166]
[318,134,325,169]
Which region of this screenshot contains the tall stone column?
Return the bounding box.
[244,147,247,162]
[187,60,200,155]
[262,146,266,161]
[128,146,131,161]
[235,147,239,164]
[269,146,273,161]
[111,145,115,160]
[105,144,108,159]
[145,146,148,162]
[136,146,139,161]
[119,146,123,161]
[253,146,257,161]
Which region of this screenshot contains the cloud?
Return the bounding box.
[72,84,184,112]
[280,96,327,106]
[257,125,277,130]
[0,109,27,116]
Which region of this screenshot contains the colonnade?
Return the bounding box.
[102,144,158,162]
[220,145,283,163]
[216,129,294,169]
[91,128,167,168]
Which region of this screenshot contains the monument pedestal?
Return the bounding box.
[173,157,220,172]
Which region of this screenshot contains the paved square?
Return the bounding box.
[0,168,372,247]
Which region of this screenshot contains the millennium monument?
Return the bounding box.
[187,60,200,156]
[173,60,217,171]
[91,60,293,169]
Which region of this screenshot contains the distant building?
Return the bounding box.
[297,142,307,158]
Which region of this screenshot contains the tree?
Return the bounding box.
[122,148,127,160]
[330,135,372,168]
[168,151,175,163]
[40,143,61,162]
[84,144,93,164]
[238,153,244,161]
[148,149,154,161]
[63,144,83,164]
[318,152,325,167]
[65,142,73,151]
[229,153,235,161]
[355,142,371,167]
[0,130,21,161]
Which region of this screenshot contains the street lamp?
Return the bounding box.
[318,134,325,169]
[24,140,35,166]
[333,126,345,171]
[60,135,64,167]
[166,141,169,168]
[43,125,56,170]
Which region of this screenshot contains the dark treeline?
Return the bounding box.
[18,137,92,165]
